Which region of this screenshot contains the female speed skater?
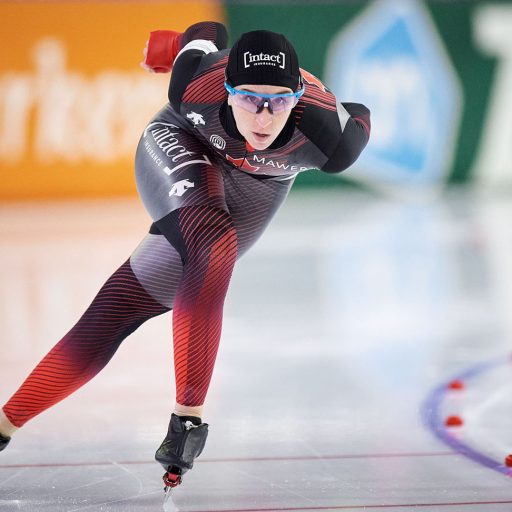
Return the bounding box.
[0,21,370,491]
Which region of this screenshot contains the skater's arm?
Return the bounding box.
[300,100,370,174]
[297,70,371,174]
[320,102,371,173]
[179,21,228,51]
[168,22,228,111]
[141,21,227,75]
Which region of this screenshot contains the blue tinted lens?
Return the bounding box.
[269,96,296,112]
[225,82,303,114]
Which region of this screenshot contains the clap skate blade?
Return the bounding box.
[162,468,181,512]
[163,486,180,512]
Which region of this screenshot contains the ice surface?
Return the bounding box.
[2,190,512,511]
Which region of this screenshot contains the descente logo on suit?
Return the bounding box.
[244,52,285,69]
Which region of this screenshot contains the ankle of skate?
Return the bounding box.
[0,432,10,452]
[155,413,209,473]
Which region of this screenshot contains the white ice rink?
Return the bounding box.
[1,188,512,511]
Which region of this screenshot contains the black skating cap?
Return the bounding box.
[226,30,301,91]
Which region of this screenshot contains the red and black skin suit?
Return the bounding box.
[2,22,370,431]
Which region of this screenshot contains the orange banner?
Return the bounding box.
[0,1,224,200]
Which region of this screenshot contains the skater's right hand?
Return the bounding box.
[140,30,182,73]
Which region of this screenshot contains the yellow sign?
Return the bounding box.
[0,2,224,200]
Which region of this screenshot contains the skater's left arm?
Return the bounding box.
[298,71,371,173]
[320,102,371,173]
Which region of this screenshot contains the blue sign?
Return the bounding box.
[325,0,462,190]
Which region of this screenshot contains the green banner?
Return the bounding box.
[226,1,509,192]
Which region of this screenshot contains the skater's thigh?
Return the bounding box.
[224,171,294,257]
[129,232,183,309]
[135,109,228,223]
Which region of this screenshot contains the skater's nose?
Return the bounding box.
[255,108,273,128]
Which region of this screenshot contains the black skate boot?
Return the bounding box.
[0,433,11,451]
[155,414,208,490]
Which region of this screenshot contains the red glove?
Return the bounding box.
[141,30,182,73]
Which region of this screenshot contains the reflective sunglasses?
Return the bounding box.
[224,82,305,114]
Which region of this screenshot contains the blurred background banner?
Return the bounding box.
[1,0,511,200]
[0,1,224,200]
[227,0,511,192]
[324,0,463,191]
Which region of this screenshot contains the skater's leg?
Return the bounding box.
[132,231,228,420]
[152,205,236,482]
[137,172,293,420]
[174,403,203,418]
[136,115,239,481]
[129,231,184,309]
[1,259,169,432]
[135,112,233,420]
[162,175,293,410]
[158,206,237,409]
